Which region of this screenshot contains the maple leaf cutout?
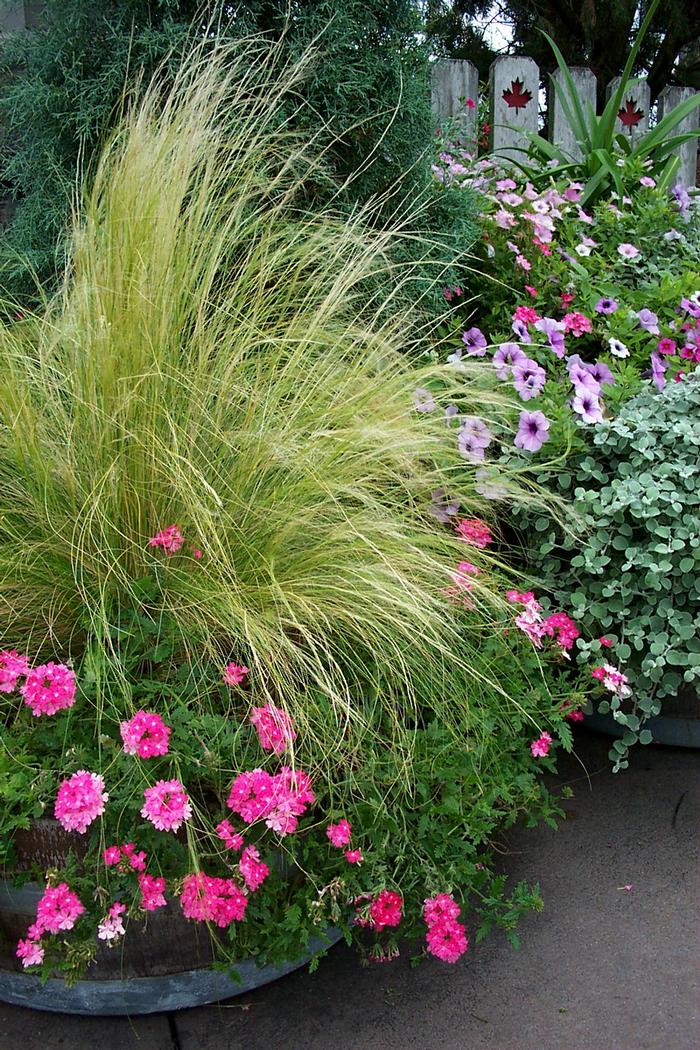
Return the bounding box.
[618,98,644,127]
[502,79,532,111]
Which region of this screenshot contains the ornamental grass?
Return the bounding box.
[0,37,566,975]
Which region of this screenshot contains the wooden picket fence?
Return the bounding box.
[431,58,699,187]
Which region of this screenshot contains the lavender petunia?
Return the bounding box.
[637,309,660,335]
[511,319,532,344]
[514,410,551,453]
[571,389,604,424]
[492,343,527,379]
[584,361,615,387]
[534,317,566,358]
[462,327,488,356]
[595,297,618,315]
[413,388,436,413]
[512,358,546,401]
[457,431,487,463]
[650,351,668,391]
[459,415,493,448]
[428,489,460,524]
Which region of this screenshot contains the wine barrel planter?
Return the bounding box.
[0,821,342,1015]
[586,686,700,748]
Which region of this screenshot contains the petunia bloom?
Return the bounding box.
[514,411,551,453]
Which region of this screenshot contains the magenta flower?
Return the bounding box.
[141,778,192,832]
[514,410,551,453]
[223,662,249,687]
[345,848,363,864]
[0,649,29,693]
[148,524,184,554]
[35,883,85,933]
[120,711,171,758]
[657,338,677,356]
[216,818,244,852]
[239,845,270,892]
[530,732,552,758]
[369,890,403,931]
[563,312,592,337]
[180,872,247,927]
[327,819,352,848]
[455,518,492,547]
[139,873,167,911]
[16,939,44,968]
[21,662,76,717]
[249,703,296,754]
[54,770,108,834]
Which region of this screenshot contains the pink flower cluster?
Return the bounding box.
[249,703,296,754]
[216,818,244,851]
[326,818,363,864]
[180,872,247,927]
[455,518,493,548]
[507,592,579,656]
[138,873,167,911]
[540,611,580,655]
[17,883,85,968]
[148,524,184,554]
[54,770,108,834]
[369,890,403,931]
[227,767,314,836]
[223,662,249,686]
[239,845,270,891]
[120,710,171,758]
[103,841,147,872]
[141,778,192,832]
[21,662,76,717]
[97,902,126,943]
[423,893,468,964]
[530,732,553,758]
[0,650,28,693]
[591,664,631,699]
[444,560,480,605]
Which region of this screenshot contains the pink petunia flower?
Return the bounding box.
[54,770,108,834]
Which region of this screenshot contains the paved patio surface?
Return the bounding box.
[2,729,698,1050]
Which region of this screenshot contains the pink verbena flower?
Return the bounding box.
[138,873,167,911]
[120,711,171,758]
[0,650,29,693]
[21,663,76,716]
[216,819,244,851]
[592,663,631,698]
[512,305,539,326]
[369,890,403,931]
[16,938,44,968]
[455,518,493,548]
[36,883,85,933]
[563,312,592,337]
[423,893,461,926]
[514,597,544,647]
[264,767,315,836]
[239,845,270,892]
[98,901,126,942]
[103,845,121,866]
[249,703,296,754]
[141,779,192,832]
[227,769,276,824]
[180,873,247,927]
[530,732,553,758]
[54,771,108,834]
[540,611,580,655]
[148,524,184,554]
[446,560,480,598]
[326,819,352,848]
[223,662,249,687]
[506,589,535,604]
[425,916,469,963]
[599,637,613,648]
[345,848,364,864]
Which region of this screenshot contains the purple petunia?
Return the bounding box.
[428,490,460,524]
[492,343,527,379]
[595,297,618,315]
[583,361,615,387]
[511,319,532,344]
[636,309,660,335]
[413,388,436,413]
[650,351,668,391]
[534,317,566,358]
[459,415,493,448]
[514,410,551,453]
[461,327,488,356]
[512,359,546,401]
[572,390,604,424]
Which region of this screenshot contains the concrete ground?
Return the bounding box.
[1,729,698,1050]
